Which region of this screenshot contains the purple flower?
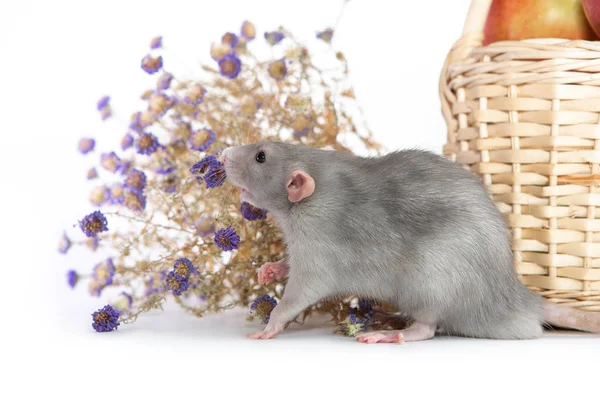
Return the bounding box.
[92,305,121,332]
[100,152,121,173]
[221,32,238,47]
[344,313,369,335]
[86,236,100,251]
[316,28,334,43]
[173,258,197,279]
[218,53,241,79]
[190,155,219,176]
[124,169,147,192]
[150,36,162,49]
[67,270,78,288]
[264,31,284,45]
[93,258,115,286]
[204,162,226,188]
[240,201,267,221]
[154,157,176,175]
[348,309,373,327]
[358,298,372,311]
[210,42,232,61]
[166,271,190,296]
[117,160,132,175]
[88,281,103,297]
[293,127,310,138]
[268,58,287,80]
[109,184,125,204]
[87,167,98,180]
[135,133,160,155]
[78,138,95,155]
[343,299,375,335]
[58,232,71,254]
[97,96,110,110]
[189,128,216,152]
[122,187,146,212]
[122,292,133,306]
[79,211,108,237]
[129,111,153,132]
[173,123,192,140]
[113,292,133,313]
[188,274,203,292]
[90,186,110,206]
[121,134,134,151]
[160,176,178,193]
[100,108,112,120]
[129,113,143,132]
[240,20,256,40]
[141,54,163,75]
[145,271,166,295]
[148,92,173,116]
[250,295,277,324]
[214,226,240,252]
[240,202,267,221]
[193,216,215,237]
[157,73,173,91]
[183,84,206,106]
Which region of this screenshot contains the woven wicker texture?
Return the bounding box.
[440,0,600,311]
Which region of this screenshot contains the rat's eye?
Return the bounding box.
[255,151,266,163]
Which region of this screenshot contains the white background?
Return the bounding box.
[2,0,599,399]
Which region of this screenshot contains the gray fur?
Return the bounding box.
[223,141,544,340]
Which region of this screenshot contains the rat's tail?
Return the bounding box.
[542,301,600,333]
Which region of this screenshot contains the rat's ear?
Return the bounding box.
[286,170,315,202]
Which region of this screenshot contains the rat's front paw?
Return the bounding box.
[247,327,282,340]
[258,262,288,285]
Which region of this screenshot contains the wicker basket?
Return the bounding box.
[440,0,600,311]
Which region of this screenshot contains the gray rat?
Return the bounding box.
[221,141,600,343]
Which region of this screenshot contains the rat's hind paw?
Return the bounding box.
[357,322,436,344]
[356,330,404,344]
[247,327,282,340]
[258,261,289,285]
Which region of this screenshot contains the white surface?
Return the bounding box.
[2,0,599,398]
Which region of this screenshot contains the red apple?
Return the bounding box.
[583,0,600,37]
[484,0,598,45]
